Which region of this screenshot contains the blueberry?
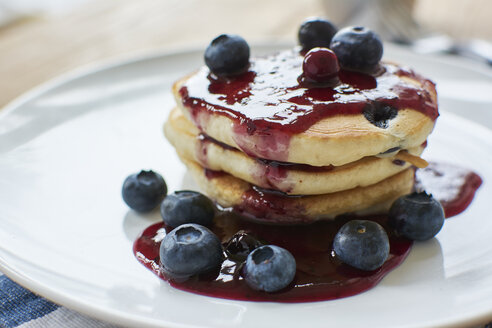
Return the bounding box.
[389,192,445,241]
[160,223,223,281]
[298,17,338,51]
[160,190,215,228]
[330,26,383,71]
[302,47,340,84]
[204,34,250,77]
[224,230,263,262]
[243,245,296,292]
[333,220,390,271]
[122,170,167,212]
[363,101,398,128]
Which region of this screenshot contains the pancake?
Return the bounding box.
[172,49,438,167]
[165,107,424,195]
[180,156,415,224]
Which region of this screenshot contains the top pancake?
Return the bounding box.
[173,49,438,167]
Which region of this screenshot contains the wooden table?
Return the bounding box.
[0,0,325,109]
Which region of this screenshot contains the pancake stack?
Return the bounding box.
[164,48,438,224]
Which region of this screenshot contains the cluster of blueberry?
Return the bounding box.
[334,193,445,271]
[122,170,296,292]
[122,168,445,291]
[204,17,383,83]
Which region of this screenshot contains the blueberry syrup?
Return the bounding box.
[180,50,437,160]
[133,162,482,302]
[198,132,334,173]
[204,168,226,179]
[251,159,334,192]
[415,162,483,217]
[196,132,334,192]
[255,158,334,172]
[195,135,209,166]
[235,186,307,224]
[134,214,411,302]
[198,133,238,152]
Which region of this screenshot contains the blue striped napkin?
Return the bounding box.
[0,274,121,328]
[1,272,490,328]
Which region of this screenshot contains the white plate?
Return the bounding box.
[0,44,491,328]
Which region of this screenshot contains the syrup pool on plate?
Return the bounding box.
[133,161,482,302]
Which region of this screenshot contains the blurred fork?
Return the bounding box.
[378,0,492,66]
[323,0,492,66]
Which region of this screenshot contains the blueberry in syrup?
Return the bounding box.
[160,190,215,228]
[363,101,398,128]
[160,223,223,281]
[204,34,250,77]
[333,220,390,271]
[330,26,383,72]
[298,17,338,51]
[224,230,263,262]
[389,192,445,241]
[243,245,296,293]
[121,170,167,212]
[302,47,340,84]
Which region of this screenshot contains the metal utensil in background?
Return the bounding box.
[412,35,492,66]
[322,0,492,66]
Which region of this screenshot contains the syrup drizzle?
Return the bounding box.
[133,162,482,302]
[196,132,334,192]
[235,186,307,224]
[197,132,334,172]
[180,50,438,160]
[415,162,483,217]
[134,214,411,302]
